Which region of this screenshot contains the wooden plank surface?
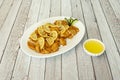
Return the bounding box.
[0,0,120,80]
[0,0,23,60]
[0,0,31,80]
[99,0,120,53]
[0,0,14,29]
[108,0,120,19]
[0,0,4,8]
[91,0,120,79]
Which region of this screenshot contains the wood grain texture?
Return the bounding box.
[119,0,120,4]
[99,0,120,53]
[29,58,45,80]
[71,0,95,79]
[0,0,23,60]
[11,51,31,80]
[0,0,4,7]
[38,0,51,21]
[108,0,120,19]
[61,0,71,16]
[62,49,78,80]
[50,0,61,17]
[0,0,14,29]
[45,56,61,80]
[0,0,31,80]
[91,0,120,79]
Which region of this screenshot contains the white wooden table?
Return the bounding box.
[0,0,120,80]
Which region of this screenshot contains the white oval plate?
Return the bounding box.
[20,16,85,58]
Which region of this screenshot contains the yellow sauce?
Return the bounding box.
[84,40,104,54]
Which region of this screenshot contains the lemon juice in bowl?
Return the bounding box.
[83,39,105,56]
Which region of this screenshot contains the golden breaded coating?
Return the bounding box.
[51,42,59,52]
[60,38,66,46]
[54,20,68,25]
[27,40,36,50]
[27,20,79,54]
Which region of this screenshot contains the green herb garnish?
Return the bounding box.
[65,17,78,26]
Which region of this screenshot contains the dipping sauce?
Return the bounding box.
[83,39,105,56]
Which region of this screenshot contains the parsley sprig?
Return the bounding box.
[65,17,78,26]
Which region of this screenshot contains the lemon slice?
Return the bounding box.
[50,31,58,40]
[38,26,44,35]
[30,32,37,41]
[38,37,45,49]
[38,26,48,37]
[45,23,53,26]
[46,31,58,46]
[54,20,62,25]
[64,25,69,30]
[42,25,51,33]
[46,37,54,46]
[60,25,66,34]
[60,25,69,35]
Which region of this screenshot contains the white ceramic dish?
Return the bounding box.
[83,39,105,56]
[20,16,85,58]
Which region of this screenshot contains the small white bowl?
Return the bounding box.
[83,39,105,56]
